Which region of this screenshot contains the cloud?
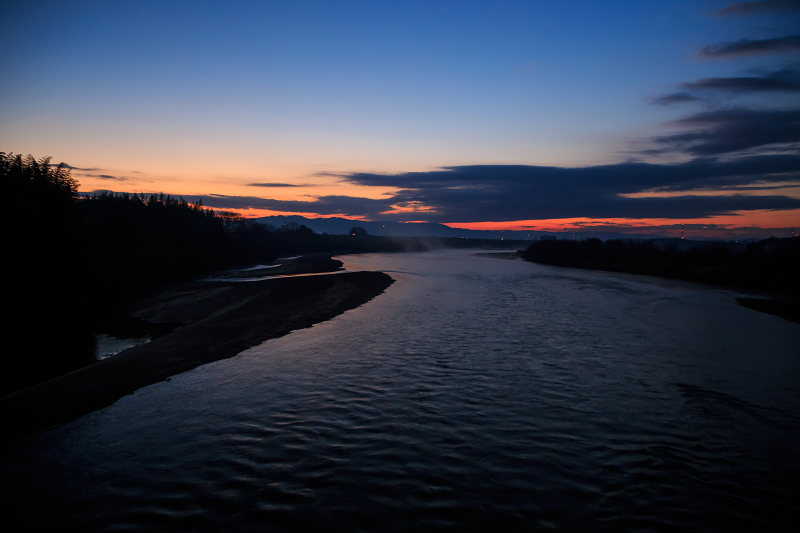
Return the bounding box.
[311,171,349,178]
[650,92,701,106]
[185,193,393,217]
[336,158,800,222]
[48,163,98,171]
[681,67,800,92]
[248,182,303,187]
[700,35,800,58]
[651,67,800,107]
[345,156,800,191]
[714,1,800,17]
[651,108,800,156]
[80,173,127,181]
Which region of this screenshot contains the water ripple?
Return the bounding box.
[2,250,799,532]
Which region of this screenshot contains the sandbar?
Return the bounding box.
[1,262,393,444]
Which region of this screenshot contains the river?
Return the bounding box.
[2,250,799,532]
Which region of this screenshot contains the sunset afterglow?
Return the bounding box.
[2,1,798,237]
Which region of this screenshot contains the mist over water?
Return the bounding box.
[3,250,799,531]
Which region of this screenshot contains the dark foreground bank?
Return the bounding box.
[0,268,393,444]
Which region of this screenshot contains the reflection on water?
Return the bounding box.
[91,316,183,361]
[234,263,283,271]
[2,250,799,531]
[203,270,349,283]
[94,333,151,361]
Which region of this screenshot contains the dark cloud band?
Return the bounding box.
[652,68,800,108]
[700,35,800,58]
[714,1,800,17]
[650,92,700,106]
[185,194,393,217]
[652,108,800,156]
[682,71,800,92]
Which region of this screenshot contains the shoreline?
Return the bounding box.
[1,265,393,445]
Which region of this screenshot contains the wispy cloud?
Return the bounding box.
[681,68,800,94]
[650,66,800,163]
[311,171,349,178]
[651,108,800,156]
[183,194,394,217]
[248,182,305,187]
[82,173,128,181]
[700,35,800,58]
[48,163,99,171]
[714,1,800,17]
[650,92,701,106]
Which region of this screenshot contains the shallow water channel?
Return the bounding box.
[2,250,799,531]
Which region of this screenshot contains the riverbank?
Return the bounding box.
[480,250,800,325]
[521,237,799,297]
[0,259,393,444]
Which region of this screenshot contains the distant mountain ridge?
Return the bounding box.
[250,215,672,241]
[251,215,536,239]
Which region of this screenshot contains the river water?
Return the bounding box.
[2,250,799,532]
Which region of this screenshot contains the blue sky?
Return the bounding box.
[2,1,799,235]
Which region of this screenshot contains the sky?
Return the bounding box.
[2,0,799,238]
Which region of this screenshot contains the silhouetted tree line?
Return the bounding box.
[83,192,262,308]
[4,153,91,394]
[523,237,800,296]
[1,153,314,394]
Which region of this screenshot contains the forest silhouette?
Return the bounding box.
[523,237,800,299]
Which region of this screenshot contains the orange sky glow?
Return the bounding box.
[70,164,800,239]
[450,210,800,238]
[4,1,799,241]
